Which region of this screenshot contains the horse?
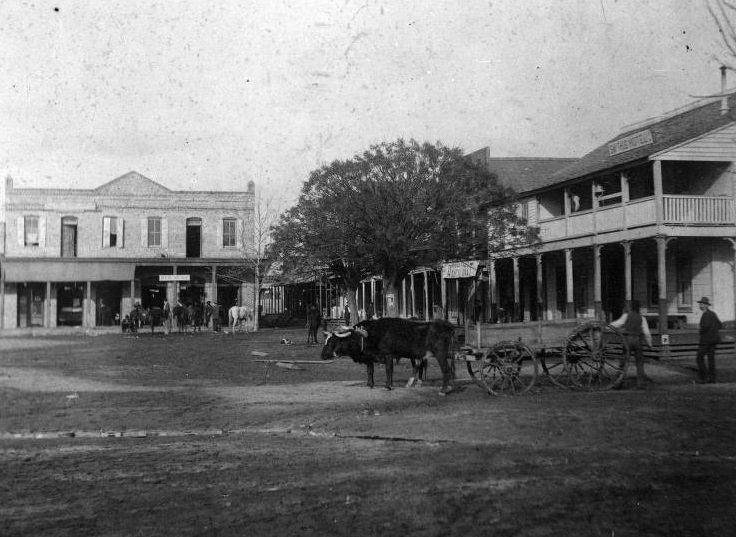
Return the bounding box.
[172,303,189,333]
[228,306,252,333]
[306,305,322,345]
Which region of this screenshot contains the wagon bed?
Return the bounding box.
[456,319,630,395]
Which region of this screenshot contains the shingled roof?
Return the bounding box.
[465,147,576,193]
[534,92,736,192]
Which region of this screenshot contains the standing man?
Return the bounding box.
[344,304,351,326]
[696,297,721,384]
[610,299,652,389]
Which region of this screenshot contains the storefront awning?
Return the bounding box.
[2,261,136,282]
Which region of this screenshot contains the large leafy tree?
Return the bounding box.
[269,138,531,318]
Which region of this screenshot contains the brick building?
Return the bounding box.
[0,172,255,329]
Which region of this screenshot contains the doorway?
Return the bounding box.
[18,283,45,328]
[61,217,78,257]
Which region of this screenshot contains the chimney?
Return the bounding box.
[721,65,729,115]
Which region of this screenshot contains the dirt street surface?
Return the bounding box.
[1,327,735,536]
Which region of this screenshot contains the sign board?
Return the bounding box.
[441,260,480,279]
[608,129,653,156]
[159,274,191,282]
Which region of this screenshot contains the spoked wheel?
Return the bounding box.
[467,341,538,395]
[540,349,573,389]
[561,321,629,390]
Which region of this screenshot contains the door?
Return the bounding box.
[186,218,201,258]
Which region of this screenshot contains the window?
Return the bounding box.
[223,218,237,247]
[106,217,118,247]
[103,216,124,248]
[24,216,39,246]
[148,217,162,247]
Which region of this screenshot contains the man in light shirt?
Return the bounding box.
[610,300,653,389]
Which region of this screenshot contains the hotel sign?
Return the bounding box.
[608,129,653,156]
[442,261,480,279]
[159,274,190,282]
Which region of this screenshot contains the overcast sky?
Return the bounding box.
[0,0,729,205]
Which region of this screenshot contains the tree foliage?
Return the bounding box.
[269,138,533,316]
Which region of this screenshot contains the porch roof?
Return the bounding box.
[521,91,736,194]
[3,260,136,282]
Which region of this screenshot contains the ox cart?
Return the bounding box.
[456,319,630,396]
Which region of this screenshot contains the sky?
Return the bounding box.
[0,0,730,206]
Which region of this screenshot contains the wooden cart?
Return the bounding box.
[455,319,630,395]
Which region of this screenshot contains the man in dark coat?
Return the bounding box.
[696,297,722,383]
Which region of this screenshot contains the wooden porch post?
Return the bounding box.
[726,238,736,322]
[211,265,217,305]
[593,244,602,319]
[656,236,669,331]
[513,256,520,322]
[86,281,92,327]
[653,160,664,228]
[623,240,632,303]
[565,248,575,319]
[402,278,407,318]
[489,260,497,323]
[46,281,51,328]
[440,275,446,321]
[410,273,416,318]
[536,254,544,321]
[423,270,429,321]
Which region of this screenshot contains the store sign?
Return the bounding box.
[608,129,653,156]
[441,261,480,279]
[159,275,190,282]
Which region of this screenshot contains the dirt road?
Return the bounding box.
[1,328,735,536]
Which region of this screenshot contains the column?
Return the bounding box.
[211,265,218,304]
[653,160,664,228]
[410,273,416,318]
[730,239,736,323]
[370,278,376,316]
[86,281,92,327]
[536,254,544,321]
[565,248,575,319]
[46,281,51,328]
[593,245,602,319]
[489,260,497,323]
[623,241,632,303]
[423,270,429,321]
[512,257,520,322]
[656,236,668,331]
[441,275,447,321]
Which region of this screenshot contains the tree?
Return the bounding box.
[709,0,736,70]
[219,190,280,331]
[270,138,532,318]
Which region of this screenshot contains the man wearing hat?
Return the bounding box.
[696,297,722,383]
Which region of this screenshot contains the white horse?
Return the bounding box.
[228,306,252,333]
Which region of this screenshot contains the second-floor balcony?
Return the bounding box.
[538,195,735,242]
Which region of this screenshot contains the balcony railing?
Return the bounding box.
[663,195,734,224]
[535,195,734,244]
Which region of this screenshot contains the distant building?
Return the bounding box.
[0,172,255,329]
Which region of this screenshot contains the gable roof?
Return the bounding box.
[95,171,172,196]
[535,92,736,192]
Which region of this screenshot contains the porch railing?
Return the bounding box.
[663,195,734,224]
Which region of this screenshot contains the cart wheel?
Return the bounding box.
[540,349,573,389]
[562,321,629,390]
[479,341,538,395]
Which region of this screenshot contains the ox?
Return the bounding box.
[229,306,252,333]
[321,318,456,395]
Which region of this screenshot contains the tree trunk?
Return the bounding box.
[253,266,260,331]
[383,275,401,317]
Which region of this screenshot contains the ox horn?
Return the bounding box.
[353,327,368,338]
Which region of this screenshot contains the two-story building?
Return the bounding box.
[488,90,736,332]
[0,171,255,329]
